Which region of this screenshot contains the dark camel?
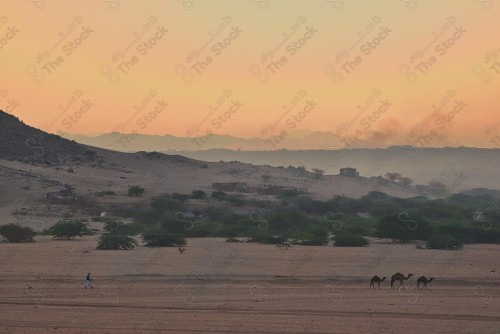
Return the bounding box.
[390,273,413,289]
[370,276,386,289]
[417,276,434,289]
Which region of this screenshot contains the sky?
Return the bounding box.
[1,0,499,148]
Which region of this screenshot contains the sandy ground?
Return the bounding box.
[1,237,499,333]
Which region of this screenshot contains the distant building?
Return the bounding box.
[212,182,249,192]
[211,182,308,195]
[46,188,79,202]
[257,184,307,195]
[339,167,359,177]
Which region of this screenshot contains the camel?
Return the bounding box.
[370,276,386,289]
[417,276,434,289]
[390,273,413,289]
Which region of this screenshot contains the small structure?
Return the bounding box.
[212,182,249,192]
[46,188,79,202]
[257,184,307,195]
[339,167,359,177]
[211,182,307,195]
[100,212,111,219]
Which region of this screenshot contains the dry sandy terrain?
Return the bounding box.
[1,237,499,333]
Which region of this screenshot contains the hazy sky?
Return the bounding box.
[1,0,499,148]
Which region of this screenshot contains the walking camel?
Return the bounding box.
[417,276,434,289]
[370,276,386,289]
[390,273,413,289]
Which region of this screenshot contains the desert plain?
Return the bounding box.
[1,237,499,334]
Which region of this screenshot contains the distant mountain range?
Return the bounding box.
[2,110,499,192]
[58,129,500,191]
[59,130,373,152]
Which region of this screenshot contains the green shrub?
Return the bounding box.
[171,193,191,202]
[376,214,433,242]
[151,195,185,211]
[211,191,227,200]
[97,233,138,250]
[0,224,35,243]
[341,217,376,236]
[47,220,98,240]
[95,190,116,197]
[185,222,224,237]
[246,230,287,244]
[226,237,243,242]
[227,195,245,206]
[191,190,207,199]
[279,190,298,198]
[291,232,328,246]
[103,221,141,235]
[333,232,369,247]
[128,185,145,197]
[142,226,186,247]
[205,207,232,221]
[426,234,464,250]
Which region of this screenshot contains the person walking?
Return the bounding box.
[85,273,93,289]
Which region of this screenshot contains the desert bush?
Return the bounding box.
[311,168,325,179]
[112,206,138,218]
[47,219,98,240]
[291,231,328,246]
[376,214,433,242]
[128,185,145,197]
[69,195,98,212]
[96,233,138,250]
[204,206,232,221]
[261,174,272,183]
[103,221,141,235]
[249,199,272,209]
[427,180,450,197]
[142,228,186,247]
[226,195,246,206]
[171,193,191,202]
[0,224,35,243]
[95,190,116,197]
[400,177,414,188]
[226,237,243,242]
[191,190,207,199]
[159,213,191,234]
[246,230,287,244]
[150,194,185,212]
[426,234,463,250]
[185,221,224,237]
[384,172,402,182]
[279,190,298,198]
[211,191,227,200]
[333,232,369,247]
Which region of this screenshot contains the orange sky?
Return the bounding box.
[1,0,499,147]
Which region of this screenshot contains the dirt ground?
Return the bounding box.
[1,237,499,333]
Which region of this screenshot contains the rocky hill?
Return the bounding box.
[0,110,102,166]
